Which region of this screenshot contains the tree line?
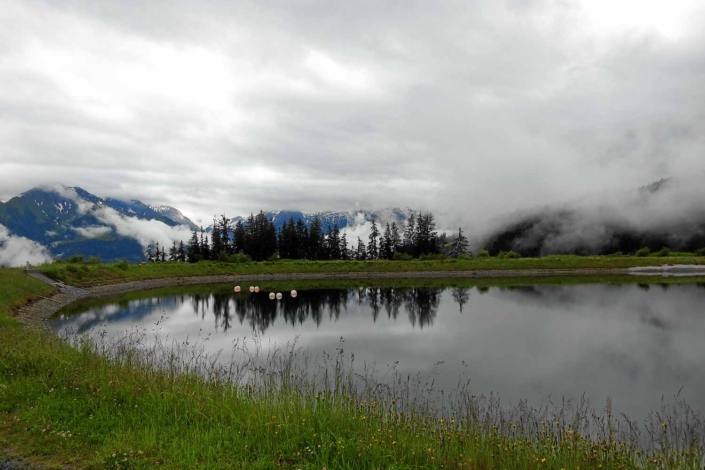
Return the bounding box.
[145,211,468,263]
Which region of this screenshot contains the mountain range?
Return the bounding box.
[0,186,412,264]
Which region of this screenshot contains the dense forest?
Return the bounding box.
[145,212,469,263]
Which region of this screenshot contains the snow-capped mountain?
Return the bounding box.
[0,186,196,262]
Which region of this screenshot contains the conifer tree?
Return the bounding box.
[200,227,211,260]
[356,238,367,260]
[160,246,166,262]
[145,243,154,262]
[295,220,308,259]
[154,242,160,262]
[187,229,201,263]
[367,219,379,260]
[177,240,186,262]
[233,220,246,254]
[391,222,401,254]
[169,241,177,261]
[403,214,416,254]
[219,214,231,254]
[449,227,470,258]
[211,217,223,259]
[330,223,341,260]
[382,222,393,260]
[340,233,349,260]
[309,217,323,260]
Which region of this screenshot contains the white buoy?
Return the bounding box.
[269,292,276,300]
[276,292,282,300]
[234,286,241,292]
[255,286,260,293]
[291,290,297,298]
[249,286,255,293]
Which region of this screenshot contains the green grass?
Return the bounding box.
[39,254,705,287]
[3,267,704,468]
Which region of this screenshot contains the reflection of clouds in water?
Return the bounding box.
[52,284,705,420]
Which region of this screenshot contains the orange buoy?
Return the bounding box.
[255,286,260,293]
[234,286,241,292]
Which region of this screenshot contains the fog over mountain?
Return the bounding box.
[1,0,705,231]
[480,176,705,255]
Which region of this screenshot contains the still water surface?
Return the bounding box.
[51,282,705,419]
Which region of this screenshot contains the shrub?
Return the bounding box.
[607,251,623,257]
[476,249,490,258]
[657,247,671,257]
[116,259,129,270]
[498,250,521,259]
[87,256,102,264]
[635,247,651,257]
[68,254,84,264]
[227,253,252,263]
[392,252,413,261]
[695,248,705,257]
[419,253,446,261]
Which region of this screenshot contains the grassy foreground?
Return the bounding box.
[39,254,705,287]
[2,267,704,469]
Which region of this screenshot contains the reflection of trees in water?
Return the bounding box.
[356,287,441,329]
[451,287,470,312]
[187,287,445,333]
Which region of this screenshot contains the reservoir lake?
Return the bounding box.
[50,280,705,420]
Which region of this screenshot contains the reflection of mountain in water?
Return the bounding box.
[201,288,443,333]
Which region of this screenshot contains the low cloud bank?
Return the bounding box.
[93,206,193,249]
[479,177,705,256]
[0,224,53,267]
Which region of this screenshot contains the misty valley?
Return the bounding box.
[51,280,705,422]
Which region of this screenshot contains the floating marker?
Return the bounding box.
[249,286,255,293]
[269,292,276,300]
[291,290,297,298]
[234,286,241,292]
[255,286,260,293]
[276,292,282,300]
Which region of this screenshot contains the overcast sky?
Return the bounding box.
[2,0,704,225]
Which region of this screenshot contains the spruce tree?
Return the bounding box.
[449,227,470,258]
[340,233,349,260]
[145,243,154,262]
[382,223,393,260]
[187,229,201,263]
[169,241,177,261]
[391,222,401,254]
[219,214,231,254]
[177,240,186,262]
[160,246,166,262]
[330,224,341,260]
[356,238,367,260]
[403,214,416,254]
[309,217,323,260]
[295,220,308,259]
[233,220,246,254]
[154,242,160,262]
[211,217,223,259]
[367,219,379,260]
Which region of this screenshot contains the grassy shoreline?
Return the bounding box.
[38,254,705,287]
[2,266,705,468]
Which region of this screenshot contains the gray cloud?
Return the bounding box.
[0,224,53,267]
[2,0,705,232]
